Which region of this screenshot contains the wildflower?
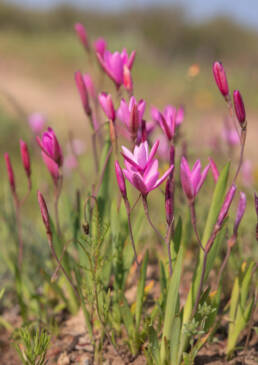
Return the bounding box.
[115,160,127,200]
[74,23,89,51]
[98,92,116,122]
[208,157,219,183]
[37,191,51,236]
[233,90,246,127]
[216,184,237,227]
[75,71,91,116]
[180,157,210,202]
[117,97,145,138]
[20,140,31,179]
[28,113,45,133]
[233,192,246,236]
[4,153,16,194]
[94,37,107,56]
[122,141,173,196]
[123,65,133,93]
[42,152,60,186]
[212,61,229,98]
[151,105,183,140]
[83,73,96,101]
[37,127,63,167]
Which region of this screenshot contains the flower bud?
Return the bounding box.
[216,184,237,227]
[20,140,31,179]
[4,153,15,194]
[212,61,229,97]
[233,90,246,127]
[75,71,91,117]
[37,190,52,236]
[209,157,219,183]
[37,127,63,167]
[115,160,127,199]
[255,193,258,241]
[165,179,173,225]
[233,192,246,236]
[74,23,89,51]
[98,92,116,122]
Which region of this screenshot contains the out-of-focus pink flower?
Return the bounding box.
[68,139,85,156]
[122,141,174,196]
[83,73,96,101]
[20,140,31,179]
[4,153,16,194]
[216,184,237,227]
[121,48,136,70]
[156,134,170,161]
[64,154,78,175]
[241,160,253,187]
[115,160,127,199]
[180,157,210,202]
[208,157,219,182]
[117,96,145,138]
[94,37,107,57]
[212,61,229,97]
[222,121,239,146]
[233,192,246,236]
[123,65,133,93]
[98,92,116,121]
[121,140,159,173]
[233,90,246,127]
[74,23,89,51]
[75,71,91,116]
[37,127,63,167]
[28,113,45,133]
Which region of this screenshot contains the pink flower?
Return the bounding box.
[37,191,51,235]
[216,184,237,227]
[20,140,31,179]
[37,127,63,167]
[122,141,174,196]
[180,157,210,202]
[241,160,253,187]
[212,61,229,97]
[208,157,219,182]
[222,124,239,146]
[64,154,78,175]
[233,192,246,236]
[98,92,116,121]
[117,96,145,137]
[83,73,96,101]
[233,90,246,127]
[151,105,183,141]
[123,65,133,93]
[75,71,91,116]
[115,160,127,199]
[120,48,136,70]
[42,152,60,186]
[94,37,107,57]
[74,23,89,51]
[28,113,45,133]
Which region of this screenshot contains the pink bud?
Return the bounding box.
[165,179,173,225]
[233,90,246,127]
[42,152,60,187]
[255,193,258,218]
[217,184,237,227]
[4,153,15,194]
[20,140,31,179]
[94,37,107,57]
[37,127,63,167]
[83,73,96,101]
[98,92,116,121]
[209,157,219,182]
[233,192,246,236]
[74,23,89,51]
[28,113,45,133]
[212,61,229,97]
[37,190,51,235]
[75,71,91,116]
[115,160,127,199]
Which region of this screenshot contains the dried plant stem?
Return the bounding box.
[142,195,164,243]
[124,199,139,267]
[190,202,205,252]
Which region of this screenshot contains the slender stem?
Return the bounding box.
[190,202,205,252]
[233,128,247,183]
[124,199,139,267]
[15,201,23,270]
[165,219,174,277]
[192,250,208,317]
[142,195,164,243]
[92,132,99,173]
[216,241,232,288]
[47,233,80,300]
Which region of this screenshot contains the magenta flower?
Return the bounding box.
[222,123,239,146]
[233,192,246,236]
[94,37,107,57]
[20,140,31,179]
[212,61,229,97]
[37,190,51,235]
[37,127,63,167]
[117,96,145,137]
[151,105,183,141]
[216,184,237,227]
[115,160,127,199]
[75,71,91,116]
[123,65,133,93]
[98,92,116,122]
[208,157,219,183]
[180,157,210,202]
[74,23,89,51]
[4,153,16,194]
[122,141,173,196]
[28,113,45,133]
[233,90,246,127]
[121,48,136,70]
[83,73,96,101]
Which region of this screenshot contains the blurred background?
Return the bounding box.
[0,0,258,167]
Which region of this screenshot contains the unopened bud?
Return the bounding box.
[20,140,31,179]
[233,192,246,236]
[212,61,229,98]
[233,90,246,128]
[37,191,51,236]
[165,179,173,225]
[216,184,237,227]
[74,23,89,51]
[75,71,92,117]
[115,160,127,199]
[4,153,16,194]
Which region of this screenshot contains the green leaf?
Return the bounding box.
[148,325,160,365]
[135,251,149,329]
[160,244,184,363]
